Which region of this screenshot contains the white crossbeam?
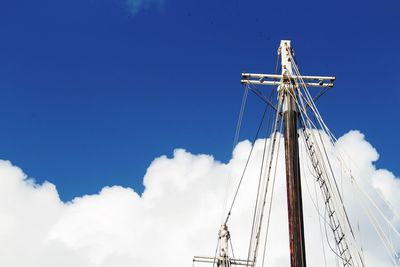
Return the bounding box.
[240,79,334,88]
[193,256,255,266]
[241,72,335,88]
[241,73,336,81]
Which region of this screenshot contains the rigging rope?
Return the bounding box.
[208,48,400,267]
[224,90,273,225]
[221,84,250,224]
[289,52,400,266]
[247,94,284,265]
[245,54,281,266]
[233,85,250,150]
[299,130,328,267]
[260,118,283,267]
[286,57,364,267]
[223,53,280,226]
[212,237,220,267]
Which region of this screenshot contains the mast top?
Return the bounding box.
[279,40,294,76]
[241,40,335,88]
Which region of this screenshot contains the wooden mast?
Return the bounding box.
[279,40,307,267]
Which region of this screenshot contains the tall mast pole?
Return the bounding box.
[241,40,334,266]
[209,39,335,267]
[279,40,307,267]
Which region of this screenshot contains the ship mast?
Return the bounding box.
[280,40,307,267]
[193,40,336,267]
[241,40,334,267]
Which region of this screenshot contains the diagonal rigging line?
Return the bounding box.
[351,177,400,240]
[229,236,236,260]
[284,67,353,258]
[261,117,283,267]
[211,237,220,267]
[305,94,364,265]
[290,74,367,267]
[233,84,250,151]
[289,59,353,232]
[298,110,353,265]
[292,52,364,266]
[298,118,350,265]
[245,53,280,114]
[248,85,277,112]
[298,128,328,267]
[287,81,345,265]
[247,94,284,265]
[221,84,251,224]
[295,87,354,253]
[224,88,275,225]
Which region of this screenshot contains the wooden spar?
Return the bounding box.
[283,100,307,267]
[279,40,307,267]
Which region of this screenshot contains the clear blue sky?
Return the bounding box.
[0,0,399,201]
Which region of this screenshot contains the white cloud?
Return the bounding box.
[0,130,399,267]
[126,0,164,15]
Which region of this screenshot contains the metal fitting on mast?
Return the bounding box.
[219,224,230,259]
[193,224,254,267]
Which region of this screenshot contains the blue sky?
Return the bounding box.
[0,0,399,201]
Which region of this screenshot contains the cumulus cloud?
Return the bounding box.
[126,0,164,15]
[0,130,399,267]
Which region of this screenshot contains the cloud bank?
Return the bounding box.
[0,130,399,267]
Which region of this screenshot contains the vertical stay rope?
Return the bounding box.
[224,91,273,225]
[223,53,280,226]
[233,85,250,150]
[221,84,250,225]
[246,94,284,266]
[260,118,284,267]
